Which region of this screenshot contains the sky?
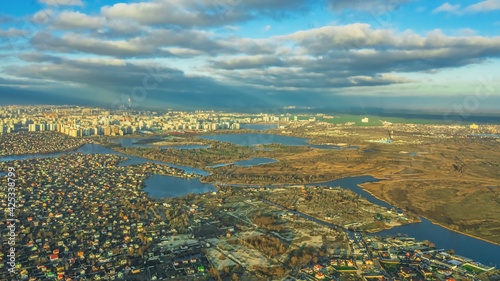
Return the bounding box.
[0,0,499,113]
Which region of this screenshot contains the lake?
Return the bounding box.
[198,133,357,150]
[240,124,279,130]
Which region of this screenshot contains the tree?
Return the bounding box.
[275,267,285,276]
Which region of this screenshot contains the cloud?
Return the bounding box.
[0,15,14,24]
[30,31,158,57]
[433,3,462,15]
[457,28,478,36]
[0,28,29,37]
[101,0,308,27]
[6,54,275,109]
[30,27,276,58]
[433,0,500,15]
[465,0,500,13]
[32,9,54,24]
[18,52,63,63]
[3,1,500,111]
[328,0,413,14]
[10,55,182,90]
[51,11,103,30]
[100,0,250,27]
[38,0,84,6]
[211,55,284,70]
[206,24,500,91]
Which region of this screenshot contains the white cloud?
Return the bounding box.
[76,57,127,66]
[160,48,204,57]
[100,0,307,27]
[465,0,500,13]
[32,9,54,24]
[38,0,84,6]
[457,28,478,36]
[52,11,103,30]
[433,3,462,15]
[100,0,248,27]
[433,0,500,15]
[0,28,28,37]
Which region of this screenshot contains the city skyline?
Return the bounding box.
[1,0,500,111]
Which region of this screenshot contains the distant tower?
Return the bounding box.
[128,98,131,109]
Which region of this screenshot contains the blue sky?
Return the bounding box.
[1,0,500,112]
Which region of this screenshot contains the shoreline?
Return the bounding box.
[359,178,500,247]
[420,214,500,247]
